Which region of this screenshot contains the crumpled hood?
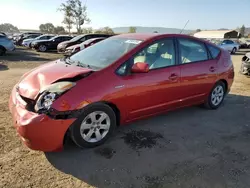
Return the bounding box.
[17,60,92,99]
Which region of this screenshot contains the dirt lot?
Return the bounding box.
[0,47,250,188]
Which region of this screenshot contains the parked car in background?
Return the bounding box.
[65,37,105,56]
[57,33,112,53]
[22,34,55,48]
[245,39,250,48]
[9,33,234,151]
[32,35,73,52]
[0,33,15,55]
[240,52,250,76]
[216,39,240,54]
[15,33,42,46]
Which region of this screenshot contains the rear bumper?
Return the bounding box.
[9,87,75,152]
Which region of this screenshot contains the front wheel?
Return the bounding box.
[204,81,226,109]
[38,45,47,52]
[70,103,116,148]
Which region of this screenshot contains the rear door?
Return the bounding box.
[177,37,218,105]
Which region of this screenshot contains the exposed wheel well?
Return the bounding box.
[218,79,228,92]
[103,102,121,126]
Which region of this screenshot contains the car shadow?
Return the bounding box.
[45,94,250,188]
[0,63,8,71]
[0,47,62,62]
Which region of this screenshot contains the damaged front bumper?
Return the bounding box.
[9,87,76,152]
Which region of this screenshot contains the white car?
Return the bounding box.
[22,34,54,48]
[0,34,15,56]
[217,39,240,54]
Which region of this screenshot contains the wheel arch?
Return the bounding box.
[217,79,228,93]
[63,100,121,147]
[0,45,6,50]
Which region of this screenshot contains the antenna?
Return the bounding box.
[180,20,190,34]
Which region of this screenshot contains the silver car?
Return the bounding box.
[217,39,240,54]
[0,34,15,56]
[22,34,54,48]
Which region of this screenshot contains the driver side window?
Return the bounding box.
[133,39,176,70]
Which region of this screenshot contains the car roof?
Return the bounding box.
[114,33,199,41]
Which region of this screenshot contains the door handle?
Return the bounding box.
[169,73,178,81]
[209,66,216,72]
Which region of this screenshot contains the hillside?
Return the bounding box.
[112,26,194,34]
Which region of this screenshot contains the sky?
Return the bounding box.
[0,0,249,31]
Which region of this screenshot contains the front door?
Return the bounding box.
[117,38,182,121]
[177,37,218,105]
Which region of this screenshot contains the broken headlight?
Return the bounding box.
[35,81,75,112]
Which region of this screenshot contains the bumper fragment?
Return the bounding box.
[9,87,76,152]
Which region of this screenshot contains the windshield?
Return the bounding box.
[70,35,84,42]
[70,37,143,70]
[49,36,58,41]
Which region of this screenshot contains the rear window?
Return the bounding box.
[207,44,220,59]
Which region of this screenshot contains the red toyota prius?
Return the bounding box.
[9,33,234,151]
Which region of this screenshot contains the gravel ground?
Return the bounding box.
[0,47,250,188]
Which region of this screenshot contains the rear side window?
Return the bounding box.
[178,38,208,64]
[207,44,220,59]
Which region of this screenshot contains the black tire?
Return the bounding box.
[204,81,226,110]
[231,47,236,54]
[70,103,116,148]
[0,46,6,56]
[38,44,47,52]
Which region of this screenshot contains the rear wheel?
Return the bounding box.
[0,46,6,56]
[38,45,47,52]
[70,103,116,148]
[231,47,236,54]
[205,81,226,109]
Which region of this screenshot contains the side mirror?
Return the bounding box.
[131,62,149,73]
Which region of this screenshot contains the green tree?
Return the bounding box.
[196,29,201,32]
[39,23,55,33]
[54,26,66,34]
[0,23,19,33]
[240,25,245,37]
[95,27,114,34]
[59,0,90,34]
[59,1,74,33]
[129,26,137,33]
[82,27,93,34]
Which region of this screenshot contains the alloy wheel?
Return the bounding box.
[80,111,111,143]
[211,85,224,106]
[39,45,47,52]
